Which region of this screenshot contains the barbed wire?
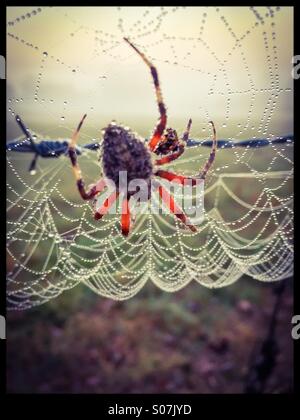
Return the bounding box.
[7,115,294,173]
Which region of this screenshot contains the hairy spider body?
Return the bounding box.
[68,38,217,236]
[102,124,153,186]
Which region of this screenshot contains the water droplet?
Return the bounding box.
[43,51,48,57]
[61,116,65,121]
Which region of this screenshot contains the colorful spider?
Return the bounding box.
[68,37,217,236]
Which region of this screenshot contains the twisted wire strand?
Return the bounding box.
[7,134,294,155]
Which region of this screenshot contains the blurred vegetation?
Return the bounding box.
[7,277,293,393]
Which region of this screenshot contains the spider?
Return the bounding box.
[68,37,217,236]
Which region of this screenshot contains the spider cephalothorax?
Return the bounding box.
[154,128,180,155]
[68,38,217,236]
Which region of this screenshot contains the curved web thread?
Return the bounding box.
[6,6,293,309]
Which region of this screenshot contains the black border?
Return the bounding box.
[1,0,6,399]
[2,0,298,414]
[293,0,299,398]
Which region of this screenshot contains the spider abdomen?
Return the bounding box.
[102,124,153,187]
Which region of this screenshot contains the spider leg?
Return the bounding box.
[182,118,192,142]
[155,121,217,181]
[154,169,202,186]
[94,191,120,220]
[154,144,185,165]
[91,179,107,212]
[68,114,103,200]
[199,121,217,180]
[157,184,197,232]
[69,113,87,149]
[124,37,167,152]
[88,178,107,203]
[121,196,131,236]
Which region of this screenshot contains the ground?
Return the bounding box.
[7,277,293,394]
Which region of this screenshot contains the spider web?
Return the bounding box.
[6,6,293,309]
